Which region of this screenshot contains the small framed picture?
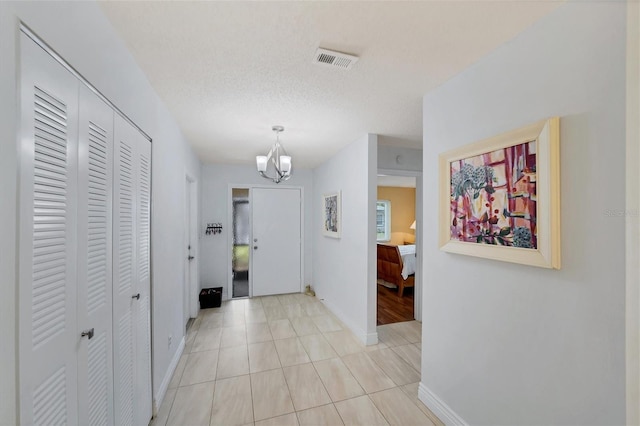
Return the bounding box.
[322,191,341,238]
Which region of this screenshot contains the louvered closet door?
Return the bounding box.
[76,84,114,426]
[18,33,80,425]
[113,114,152,426]
[134,133,152,426]
[113,115,137,426]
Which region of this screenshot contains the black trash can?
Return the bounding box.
[199,287,222,309]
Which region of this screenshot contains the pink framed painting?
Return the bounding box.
[439,117,561,269]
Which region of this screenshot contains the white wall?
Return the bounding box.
[313,134,378,344]
[0,2,200,421]
[420,2,626,424]
[378,145,422,172]
[0,5,19,424]
[626,1,640,424]
[200,164,314,300]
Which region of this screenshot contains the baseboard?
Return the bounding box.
[320,298,378,346]
[363,331,379,346]
[154,336,185,416]
[418,382,467,426]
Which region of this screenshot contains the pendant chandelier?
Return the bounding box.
[256,125,292,184]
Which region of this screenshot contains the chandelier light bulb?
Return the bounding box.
[280,155,291,173]
[256,155,268,172]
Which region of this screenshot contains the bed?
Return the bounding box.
[377,243,416,297]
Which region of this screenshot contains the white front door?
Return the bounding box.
[251,188,302,296]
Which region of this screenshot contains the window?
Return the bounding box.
[377,200,391,241]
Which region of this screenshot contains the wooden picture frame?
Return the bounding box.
[439,117,561,269]
[323,191,341,238]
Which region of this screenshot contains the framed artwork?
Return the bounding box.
[323,191,341,238]
[439,117,561,269]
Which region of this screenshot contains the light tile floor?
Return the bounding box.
[153,294,443,426]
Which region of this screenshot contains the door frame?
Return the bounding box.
[185,174,198,320]
[376,168,423,322]
[227,184,252,300]
[227,184,305,300]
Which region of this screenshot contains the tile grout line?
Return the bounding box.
[246,304,258,425]
[280,359,302,419]
[340,351,396,395]
[156,388,177,426]
[330,401,347,426]
[366,389,395,426]
[206,375,215,426]
[308,356,343,424]
[177,296,429,425]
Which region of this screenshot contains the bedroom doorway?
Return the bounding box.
[376,171,423,325]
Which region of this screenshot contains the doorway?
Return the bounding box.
[184,175,198,326]
[375,170,423,325]
[228,186,303,299]
[232,188,250,298]
[252,187,302,296]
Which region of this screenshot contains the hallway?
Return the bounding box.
[153,294,441,425]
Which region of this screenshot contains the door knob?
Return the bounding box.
[253,246,258,250]
[81,328,94,339]
[188,256,195,261]
[132,293,140,300]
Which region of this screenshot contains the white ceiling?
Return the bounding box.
[100,1,560,168]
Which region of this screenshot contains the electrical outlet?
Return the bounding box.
[168,334,172,348]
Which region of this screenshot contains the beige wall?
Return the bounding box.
[377,186,416,245]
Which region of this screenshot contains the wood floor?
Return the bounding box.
[377,284,414,325]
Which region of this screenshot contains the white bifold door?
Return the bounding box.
[18,32,81,426]
[18,31,151,426]
[113,114,152,426]
[251,188,302,296]
[76,84,115,425]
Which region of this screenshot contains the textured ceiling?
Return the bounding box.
[100,1,560,168]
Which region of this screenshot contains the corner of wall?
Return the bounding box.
[418,382,468,426]
[153,335,185,417]
[320,298,378,345]
[311,133,378,344]
[367,134,379,339]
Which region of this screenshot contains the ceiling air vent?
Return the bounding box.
[313,48,359,70]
